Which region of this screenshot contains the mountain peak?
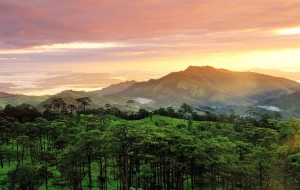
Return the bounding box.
[183,66,229,76]
[185,65,216,72]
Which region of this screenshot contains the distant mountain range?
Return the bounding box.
[1,66,300,118]
[118,66,300,107]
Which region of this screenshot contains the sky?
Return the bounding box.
[1,0,300,95]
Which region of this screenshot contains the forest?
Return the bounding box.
[0,98,300,190]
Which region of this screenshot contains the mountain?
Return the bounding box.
[0,92,17,98]
[91,80,137,95]
[118,66,300,107]
[256,91,300,118]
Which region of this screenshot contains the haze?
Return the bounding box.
[1,0,300,95]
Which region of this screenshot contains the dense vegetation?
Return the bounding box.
[0,98,300,190]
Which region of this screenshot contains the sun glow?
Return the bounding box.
[275,27,300,35]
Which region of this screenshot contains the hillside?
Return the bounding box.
[0,92,17,98]
[256,91,300,118]
[91,80,137,95]
[0,94,49,108]
[118,66,300,107]
[36,90,155,112]
[37,90,120,110]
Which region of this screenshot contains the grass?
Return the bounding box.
[139,114,219,128]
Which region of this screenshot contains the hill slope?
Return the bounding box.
[0,94,49,107]
[0,92,17,98]
[91,80,137,95]
[36,90,155,112]
[256,91,300,118]
[118,66,300,107]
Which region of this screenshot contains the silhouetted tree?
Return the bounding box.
[127,100,134,116]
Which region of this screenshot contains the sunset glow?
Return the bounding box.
[276,27,300,35]
[1,0,300,94]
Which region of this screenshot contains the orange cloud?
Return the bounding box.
[1,0,300,85]
[1,0,300,49]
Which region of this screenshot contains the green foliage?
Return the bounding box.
[3,164,51,190]
[1,102,300,189]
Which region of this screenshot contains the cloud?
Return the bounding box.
[1,0,300,50]
[133,97,153,105]
[258,106,281,112]
[36,71,166,90]
[1,0,300,86]
[36,73,122,89]
[0,70,167,95]
[0,42,123,54]
[0,57,18,60]
[275,27,300,35]
[0,82,17,92]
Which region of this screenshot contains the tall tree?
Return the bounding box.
[104,103,111,114]
[6,165,47,190]
[245,106,255,118]
[67,104,77,115]
[178,103,193,119]
[51,98,65,112]
[127,100,135,116]
[76,97,92,113]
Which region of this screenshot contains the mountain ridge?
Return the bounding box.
[1,66,300,111]
[118,66,300,107]
[91,80,137,95]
